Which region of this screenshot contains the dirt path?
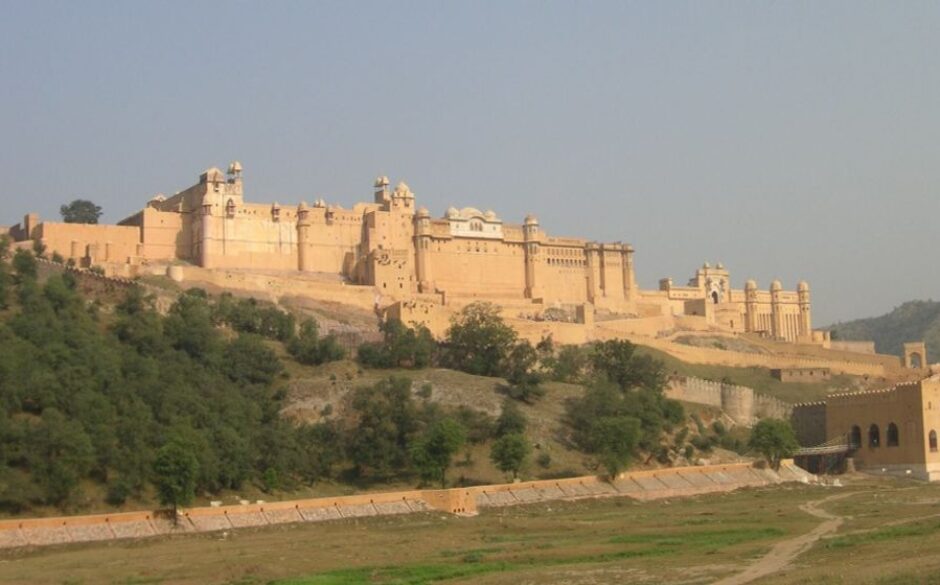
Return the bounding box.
[711,491,856,585]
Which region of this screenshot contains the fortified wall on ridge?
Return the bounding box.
[4,162,832,344]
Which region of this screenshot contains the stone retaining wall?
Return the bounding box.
[0,462,811,550]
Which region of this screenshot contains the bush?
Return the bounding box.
[495,399,527,437]
[357,319,436,369]
[288,319,346,365]
[536,452,552,469]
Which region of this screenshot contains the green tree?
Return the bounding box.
[27,408,95,505]
[164,289,221,363]
[410,418,466,488]
[749,419,799,470]
[590,416,641,479]
[223,334,282,385]
[495,398,527,437]
[12,249,37,283]
[546,344,590,383]
[443,302,517,376]
[490,433,530,480]
[504,340,545,403]
[288,318,346,365]
[357,319,436,369]
[59,199,103,224]
[153,437,200,523]
[347,377,417,478]
[590,339,665,392]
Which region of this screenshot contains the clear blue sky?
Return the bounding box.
[1,1,937,324]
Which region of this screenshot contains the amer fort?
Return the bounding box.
[5,161,940,483]
[4,160,940,570]
[4,161,842,345]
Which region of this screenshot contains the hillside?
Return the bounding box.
[828,300,940,361]
[0,248,861,519]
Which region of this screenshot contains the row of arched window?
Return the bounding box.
[850,423,899,448]
[849,424,939,452]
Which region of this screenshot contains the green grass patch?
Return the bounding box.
[275,562,513,585]
[826,520,940,549]
[610,527,784,548]
[278,526,785,584]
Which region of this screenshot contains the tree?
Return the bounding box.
[12,249,37,283]
[0,240,9,310]
[749,419,799,470]
[357,319,436,369]
[164,289,221,363]
[288,318,346,365]
[546,344,590,383]
[590,416,641,479]
[223,334,283,385]
[60,199,102,224]
[442,302,517,377]
[347,377,417,478]
[490,433,530,480]
[590,339,665,392]
[410,418,466,488]
[153,437,199,524]
[503,340,545,403]
[495,398,527,437]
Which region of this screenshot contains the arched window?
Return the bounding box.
[850,425,862,448]
[869,424,880,448]
[930,430,938,453]
[887,423,899,447]
[225,198,236,218]
[470,220,483,232]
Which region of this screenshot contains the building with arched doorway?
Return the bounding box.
[820,375,940,481]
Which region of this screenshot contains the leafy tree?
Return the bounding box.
[223,334,282,385]
[749,419,799,470]
[590,339,665,392]
[112,287,165,355]
[442,302,517,376]
[164,289,221,363]
[153,437,199,523]
[495,398,527,437]
[27,408,95,505]
[504,340,545,403]
[590,416,641,479]
[410,418,466,488]
[357,319,436,369]
[0,260,8,312]
[12,249,37,282]
[288,319,346,365]
[546,344,590,383]
[490,433,530,480]
[453,406,495,444]
[60,199,103,224]
[347,377,417,478]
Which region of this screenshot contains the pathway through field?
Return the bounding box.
[711,491,856,585]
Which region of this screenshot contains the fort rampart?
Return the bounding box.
[665,376,793,425]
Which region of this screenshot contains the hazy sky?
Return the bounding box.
[1,1,937,325]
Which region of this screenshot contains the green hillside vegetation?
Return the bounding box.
[0,244,794,516]
[828,300,940,361]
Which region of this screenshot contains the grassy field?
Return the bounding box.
[4,476,940,585]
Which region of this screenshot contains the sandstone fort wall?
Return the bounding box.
[665,376,792,425]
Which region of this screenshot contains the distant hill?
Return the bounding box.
[828,300,940,361]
